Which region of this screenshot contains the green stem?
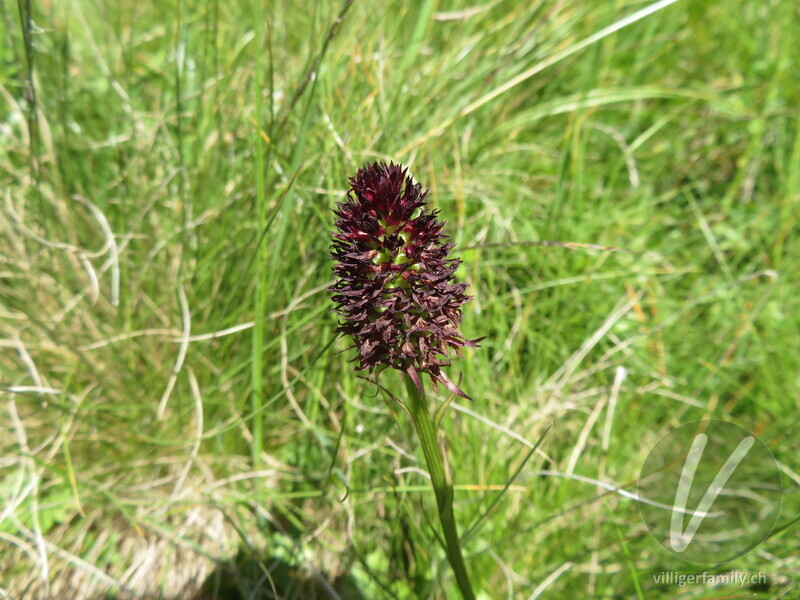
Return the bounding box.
[404,374,476,600]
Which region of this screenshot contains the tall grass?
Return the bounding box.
[1,0,798,598]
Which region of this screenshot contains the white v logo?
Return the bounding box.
[670,433,755,551]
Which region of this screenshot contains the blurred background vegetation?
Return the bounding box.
[1,0,798,598]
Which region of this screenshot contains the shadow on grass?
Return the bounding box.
[190,549,367,600]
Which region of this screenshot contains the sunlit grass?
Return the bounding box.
[1,0,798,598]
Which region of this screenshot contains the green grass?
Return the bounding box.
[1,0,799,598]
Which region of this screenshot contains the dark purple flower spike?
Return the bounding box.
[330,161,480,400]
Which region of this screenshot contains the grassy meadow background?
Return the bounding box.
[2,0,799,598]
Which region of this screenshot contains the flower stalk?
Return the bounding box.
[403,373,476,600]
